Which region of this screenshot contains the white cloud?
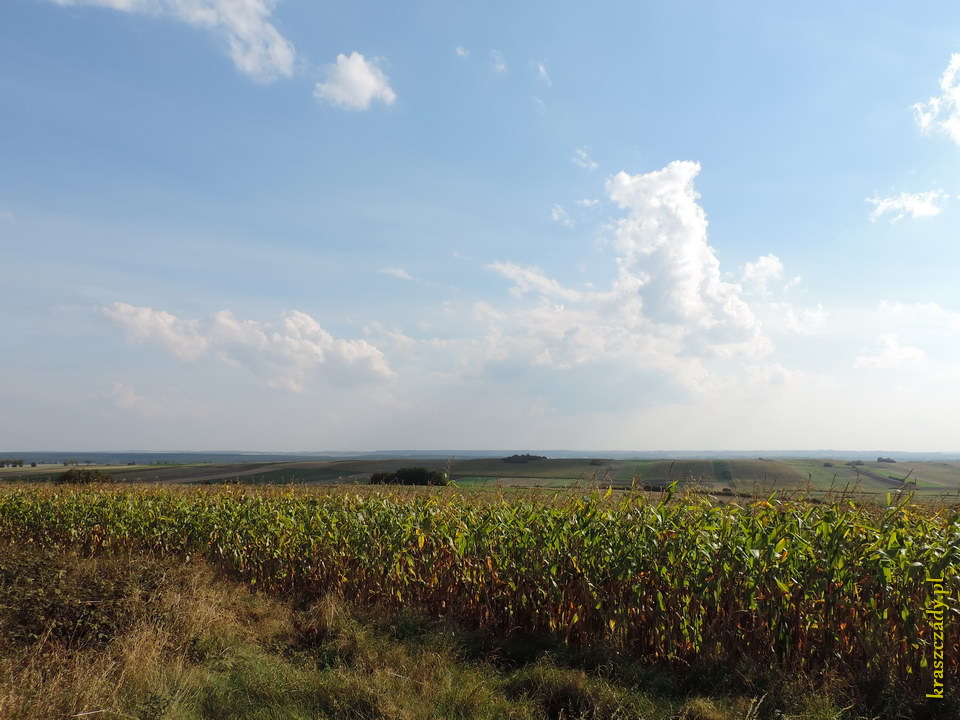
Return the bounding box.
[550,203,573,228]
[866,191,948,222]
[605,161,769,356]
[378,267,413,280]
[209,309,269,348]
[102,302,208,360]
[854,334,926,369]
[535,61,551,86]
[491,50,507,73]
[360,195,849,442]
[51,0,295,82]
[914,53,960,146]
[779,303,827,334]
[739,255,823,334]
[420,161,777,395]
[103,303,394,391]
[572,147,598,171]
[878,300,960,331]
[314,52,396,110]
[455,46,469,59]
[102,161,827,432]
[265,311,395,390]
[743,254,784,287]
[576,198,599,208]
[739,362,804,389]
[487,262,585,303]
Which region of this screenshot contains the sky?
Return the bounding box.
[2,1,960,452]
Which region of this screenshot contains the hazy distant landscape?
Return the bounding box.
[5,452,960,500]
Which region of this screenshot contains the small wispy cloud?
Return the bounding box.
[572,147,598,171]
[575,198,599,208]
[866,190,948,222]
[535,61,551,86]
[455,46,469,59]
[742,254,785,295]
[378,267,413,280]
[914,53,960,146]
[314,52,396,110]
[0,210,13,220]
[491,50,507,73]
[487,262,585,303]
[854,334,925,369]
[50,0,295,82]
[551,204,574,228]
[781,304,826,335]
[879,300,960,331]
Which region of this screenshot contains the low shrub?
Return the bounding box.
[368,467,448,486]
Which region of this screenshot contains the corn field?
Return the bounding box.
[0,485,956,685]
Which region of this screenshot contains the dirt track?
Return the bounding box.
[854,467,907,488]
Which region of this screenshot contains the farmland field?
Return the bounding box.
[0,482,958,718]
[610,459,804,489]
[5,457,960,499]
[862,461,960,489]
[611,460,712,486]
[778,459,960,496]
[450,457,615,481]
[777,459,872,490]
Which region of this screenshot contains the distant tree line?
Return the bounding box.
[58,468,115,484]
[501,454,547,464]
[877,457,896,463]
[368,467,449,486]
[57,467,117,485]
[0,459,25,468]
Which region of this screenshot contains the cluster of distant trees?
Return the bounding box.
[0,459,26,468]
[877,457,897,463]
[58,468,115,484]
[61,459,95,467]
[846,460,865,467]
[368,467,449,486]
[501,454,547,464]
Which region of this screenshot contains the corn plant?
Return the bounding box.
[0,484,955,688]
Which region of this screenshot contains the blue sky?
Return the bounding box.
[3,0,960,451]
